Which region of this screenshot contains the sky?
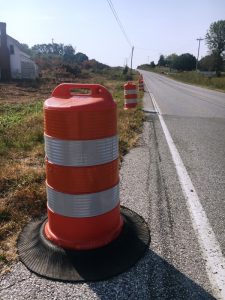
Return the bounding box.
[1,0,225,68]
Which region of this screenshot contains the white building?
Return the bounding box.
[0,22,39,80]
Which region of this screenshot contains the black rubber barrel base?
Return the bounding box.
[18,206,150,282]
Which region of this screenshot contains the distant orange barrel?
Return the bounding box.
[44,83,123,250]
[124,82,137,109]
[138,79,144,91]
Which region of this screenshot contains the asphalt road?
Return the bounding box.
[142,70,225,254]
[1,72,225,299]
[141,70,225,299]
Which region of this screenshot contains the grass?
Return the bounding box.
[0,70,144,274]
[141,66,225,92]
[168,71,225,92]
[0,101,44,155]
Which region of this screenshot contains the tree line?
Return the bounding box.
[157,53,196,71]
[21,43,88,63]
[138,20,225,76]
[20,43,109,75]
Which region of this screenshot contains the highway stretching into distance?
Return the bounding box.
[142,70,225,299]
[1,71,225,299]
[143,70,225,255]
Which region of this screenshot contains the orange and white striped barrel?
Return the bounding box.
[124,82,137,109]
[44,83,123,250]
[138,79,144,91]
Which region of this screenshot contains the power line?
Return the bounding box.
[106,0,132,48]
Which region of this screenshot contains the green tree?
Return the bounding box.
[32,44,48,54]
[166,53,178,69]
[205,20,225,75]
[150,61,156,68]
[32,43,65,56]
[52,43,64,55]
[63,45,75,62]
[158,55,166,66]
[199,55,217,71]
[173,53,196,71]
[74,52,88,63]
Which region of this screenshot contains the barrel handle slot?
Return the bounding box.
[51,83,110,100]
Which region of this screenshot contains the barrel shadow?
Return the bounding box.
[86,248,216,300]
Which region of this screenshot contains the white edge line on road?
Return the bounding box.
[148,87,225,299]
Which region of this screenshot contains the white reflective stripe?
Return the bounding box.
[124,89,137,95]
[125,99,137,104]
[47,184,120,218]
[45,135,118,166]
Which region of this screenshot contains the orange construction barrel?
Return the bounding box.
[138,79,144,91]
[18,83,150,282]
[44,83,123,250]
[124,82,137,109]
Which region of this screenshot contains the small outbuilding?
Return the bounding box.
[0,22,38,81]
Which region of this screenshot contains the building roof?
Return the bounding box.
[7,35,33,60]
[7,35,24,51]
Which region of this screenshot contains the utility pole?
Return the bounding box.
[130,46,134,75]
[196,38,204,71]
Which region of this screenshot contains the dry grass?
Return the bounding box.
[169,71,225,92]
[0,71,144,273]
[0,147,45,272]
[143,67,225,93]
